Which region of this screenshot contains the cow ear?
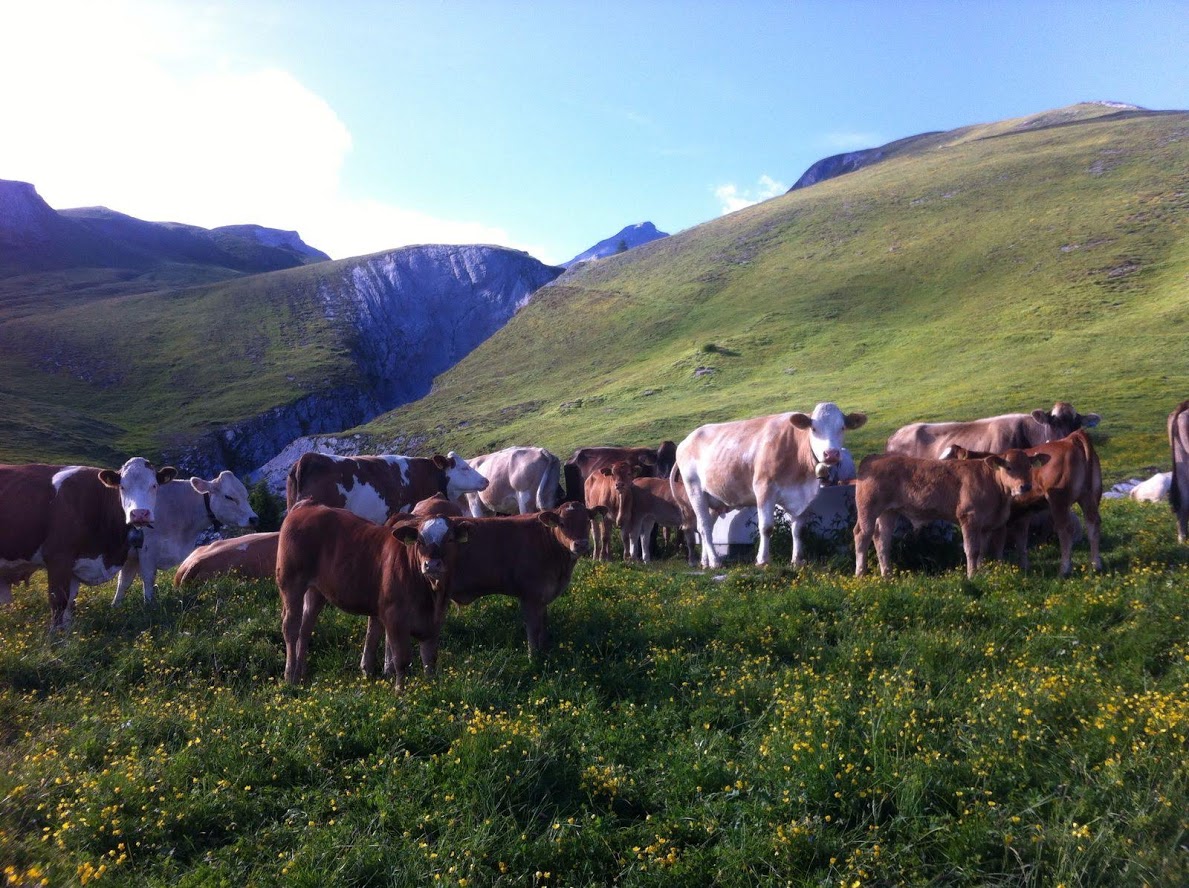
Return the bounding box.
[98,469,121,489]
[639,452,657,466]
[789,413,813,429]
[1031,409,1052,425]
[844,412,867,430]
[452,521,472,544]
[1030,454,1052,468]
[600,466,613,476]
[1080,413,1101,428]
[538,511,562,528]
[391,525,420,546]
[190,477,213,494]
[157,466,178,484]
[984,455,1009,469]
[940,445,967,460]
[432,454,451,470]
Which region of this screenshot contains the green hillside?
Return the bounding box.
[355,105,1189,481]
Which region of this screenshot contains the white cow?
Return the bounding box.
[675,402,867,567]
[113,471,258,604]
[461,446,561,516]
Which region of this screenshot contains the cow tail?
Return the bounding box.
[669,462,682,501]
[538,454,561,510]
[1171,401,1189,514]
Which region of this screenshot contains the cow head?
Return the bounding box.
[540,501,596,557]
[655,440,678,478]
[789,402,867,467]
[97,458,177,527]
[1030,402,1101,441]
[190,470,259,528]
[434,452,489,500]
[601,460,642,494]
[393,517,471,622]
[983,449,1050,497]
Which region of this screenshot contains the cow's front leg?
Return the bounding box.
[754,495,777,566]
[112,562,137,606]
[362,616,384,675]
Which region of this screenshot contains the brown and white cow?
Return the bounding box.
[114,471,258,604]
[0,459,176,629]
[602,460,697,564]
[461,446,561,516]
[1170,400,1189,544]
[378,501,599,661]
[276,504,471,692]
[886,401,1101,459]
[943,429,1103,576]
[853,450,1045,578]
[675,403,867,567]
[285,451,488,523]
[174,532,279,588]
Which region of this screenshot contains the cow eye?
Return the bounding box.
[224,494,236,502]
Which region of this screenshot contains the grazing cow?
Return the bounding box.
[285,451,488,523]
[113,471,258,604]
[0,459,176,629]
[1170,400,1189,544]
[461,446,561,516]
[853,450,1045,578]
[563,443,672,501]
[276,504,471,692]
[401,501,597,655]
[675,403,867,567]
[943,430,1102,576]
[583,470,620,560]
[886,402,1101,459]
[174,532,280,588]
[601,460,697,564]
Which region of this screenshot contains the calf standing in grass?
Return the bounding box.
[602,460,698,564]
[276,503,470,692]
[854,450,1045,578]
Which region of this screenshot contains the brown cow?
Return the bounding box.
[853,450,1045,578]
[583,471,619,560]
[174,532,280,588]
[944,429,1103,576]
[276,504,471,692]
[564,443,669,501]
[602,460,697,564]
[377,501,600,662]
[1170,399,1189,544]
[0,459,177,629]
[886,402,1101,459]
[285,451,488,523]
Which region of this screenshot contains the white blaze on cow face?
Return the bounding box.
[790,402,867,467]
[190,471,258,527]
[443,452,489,500]
[97,458,177,526]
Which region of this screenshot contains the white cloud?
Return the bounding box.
[0,1,546,261]
[713,174,787,215]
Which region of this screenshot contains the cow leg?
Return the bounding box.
[1081,498,1103,571]
[294,590,325,680]
[853,514,872,577]
[874,512,897,577]
[387,626,413,693]
[684,480,721,569]
[112,552,139,606]
[958,518,981,577]
[683,526,698,565]
[0,582,11,606]
[280,592,304,684]
[362,617,385,675]
[789,514,809,566]
[639,520,656,563]
[44,563,72,632]
[1007,518,1029,572]
[755,495,777,566]
[521,600,549,655]
[418,634,440,676]
[516,489,534,514]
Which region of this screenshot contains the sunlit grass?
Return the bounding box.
[2,499,1186,886]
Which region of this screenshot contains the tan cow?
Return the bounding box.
[461,446,561,516]
[285,451,488,523]
[583,470,619,560]
[853,450,1045,578]
[675,403,867,567]
[602,460,697,564]
[1170,400,1189,544]
[174,532,280,588]
[276,504,471,692]
[0,459,176,629]
[944,429,1103,576]
[886,401,1101,459]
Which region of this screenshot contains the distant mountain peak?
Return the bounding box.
[563,221,669,267]
[0,179,63,241]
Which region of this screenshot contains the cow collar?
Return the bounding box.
[203,492,224,532]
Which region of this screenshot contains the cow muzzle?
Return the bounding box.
[571,538,591,556]
[129,509,153,526]
[421,559,447,587]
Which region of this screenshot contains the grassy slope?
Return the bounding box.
[358,107,1189,481]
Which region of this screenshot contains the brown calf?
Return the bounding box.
[276,504,470,692]
[854,450,1045,578]
[583,471,619,560]
[602,460,697,564]
[174,532,280,588]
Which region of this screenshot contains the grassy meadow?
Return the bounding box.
[2,498,1186,886]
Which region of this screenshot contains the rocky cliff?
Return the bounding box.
[564,221,669,267]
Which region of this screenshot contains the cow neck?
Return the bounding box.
[203,493,223,532]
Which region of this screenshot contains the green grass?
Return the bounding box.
[353,107,1189,484]
[2,499,1186,886]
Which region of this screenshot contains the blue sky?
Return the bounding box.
[3,1,1187,265]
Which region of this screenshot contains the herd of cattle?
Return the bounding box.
[2,399,1188,690]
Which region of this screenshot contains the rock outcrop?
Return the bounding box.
[564,222,669,267]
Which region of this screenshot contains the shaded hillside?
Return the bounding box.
[348,105,1188,481]
[0,244,561,471]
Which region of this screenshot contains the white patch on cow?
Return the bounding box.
[337,481,390,524]
[1,547,43,569]
[236,543,250,552]
[805,402,848,466]
[380,455,411,487]
[51,466,87,490]
[116,457,164,525]
[419,518,449,545]
[73,556,120,586]
[444,452,488,499]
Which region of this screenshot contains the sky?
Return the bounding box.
[2,1,1187,266]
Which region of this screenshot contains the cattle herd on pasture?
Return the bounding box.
[2,398,1188,693]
